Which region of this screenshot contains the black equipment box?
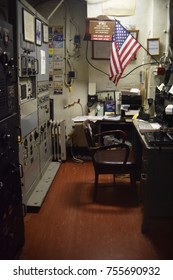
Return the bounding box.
[122,95,142,109]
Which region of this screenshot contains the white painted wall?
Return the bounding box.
[87,0,169,94]
[36,0,169,140]
[36,0,88,138]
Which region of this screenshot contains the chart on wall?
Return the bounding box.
[49,26,64,94]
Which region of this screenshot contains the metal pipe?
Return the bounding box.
[47,0,64,20]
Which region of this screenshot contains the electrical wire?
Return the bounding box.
[85,41,109,76]
[69,137,84,163]
[64,99,84,115]
[121,62,157,79]
[85,40,160,81]
[63,1,82,87]
[70,18,79,35]
[68,13,81,59]
[63,1,72,88]
[65,99,84,163]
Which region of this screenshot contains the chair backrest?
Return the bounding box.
[83,120,133,167]
[83,120,127,147]
[83,120,96,147]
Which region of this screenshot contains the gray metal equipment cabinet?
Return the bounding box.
[133,120,173,233]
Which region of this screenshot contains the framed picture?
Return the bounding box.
[35,18,42,46]
[92,29,139,60]
[147,38,160,56]
[23,9,35,43]
[129,29,139,40]
[43,24,49,43]
[92,41,111,60]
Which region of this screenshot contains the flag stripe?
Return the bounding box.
[122,43,141,70]
[110,44,120,79]
[109,20,141,85]
[111,43,121,74]
[121,39,140,67]
[120,37,136,61]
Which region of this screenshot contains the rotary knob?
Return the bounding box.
[1,129,11,144]
[0,51,8,67]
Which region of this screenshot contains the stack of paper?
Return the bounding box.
[138,122,161,133]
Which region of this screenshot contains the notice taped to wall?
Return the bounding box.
[49,25,64,94]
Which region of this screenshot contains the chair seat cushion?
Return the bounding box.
[94,149,136,166]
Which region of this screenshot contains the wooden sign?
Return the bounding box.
[89,20,114,35]
[84,18,114,41]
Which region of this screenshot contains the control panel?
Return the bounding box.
[0,18,24,259]
[20,127,40,201]
[20,54,38,77]
[0,113,24,259]
[19,78,35,103]
[37,81,49,94]
[38,92,52,174]
[0,19,17,120]
[8,0,53,212]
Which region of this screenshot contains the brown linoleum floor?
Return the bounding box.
[20,161,173,260]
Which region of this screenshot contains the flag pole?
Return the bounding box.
[115,20,160,64]
[137,41,159,64]
[124,26,160,64]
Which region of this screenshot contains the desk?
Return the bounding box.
[96,119,133,142]
[133,120,173,232]
[72,115,134,143]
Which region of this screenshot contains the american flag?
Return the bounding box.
[109,21,141,85]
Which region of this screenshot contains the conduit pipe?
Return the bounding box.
[47,0,64,20]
